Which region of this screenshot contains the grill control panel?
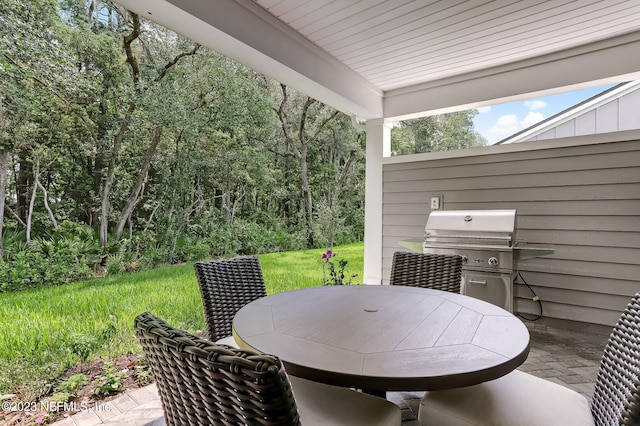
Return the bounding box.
[424,246,514,272]
[466,255,500,267]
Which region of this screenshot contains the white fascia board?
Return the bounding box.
[113,0,383,119]
[383,31,640,122]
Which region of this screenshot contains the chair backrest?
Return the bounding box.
[135,312,300,426]
[194,256,267,341]
[591,292,640,426]
[389,251,463,293]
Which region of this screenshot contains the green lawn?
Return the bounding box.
[0,243,363,399]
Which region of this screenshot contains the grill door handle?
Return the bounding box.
[468,280,487,285]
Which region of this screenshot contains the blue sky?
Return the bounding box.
[473,84,617,145]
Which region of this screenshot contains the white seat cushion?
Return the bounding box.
[215,335,238,347]
[289,376,401,426]
[419,370,595,426]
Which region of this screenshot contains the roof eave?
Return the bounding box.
[114,0,384,119]
[112,0,640,122]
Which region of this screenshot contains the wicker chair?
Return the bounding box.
[418,292,640,425]
[390,251,463,293]
[193,256,267,346]
[135,312,401,426]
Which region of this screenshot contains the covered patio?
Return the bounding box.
[36,3,640,425]
[49,322,609,425]
[113,0,640,329]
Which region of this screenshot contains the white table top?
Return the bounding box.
[233,285,530,391]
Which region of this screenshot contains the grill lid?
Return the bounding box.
[425,209,516,247]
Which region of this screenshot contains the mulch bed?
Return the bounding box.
[1,354,152,425]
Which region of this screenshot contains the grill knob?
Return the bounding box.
[461,255,468,264]
[488,257,498,267]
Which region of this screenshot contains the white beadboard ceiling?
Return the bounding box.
[113,0,640,120]
[255,0,640,91]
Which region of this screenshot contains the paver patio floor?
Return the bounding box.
[50,321,610,426]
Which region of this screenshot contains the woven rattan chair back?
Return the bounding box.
[194,256,267,342]
[590,292,640,426]
[135,312,300,426]
[390,251,463,293]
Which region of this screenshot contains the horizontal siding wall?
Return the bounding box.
[382,131,640,326]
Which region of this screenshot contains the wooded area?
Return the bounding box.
[0,0,483,292]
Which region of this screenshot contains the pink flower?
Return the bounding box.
[35,411,47,423]
[321,250,336,262]
[109,315,116,320]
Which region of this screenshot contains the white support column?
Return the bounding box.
[363,119,392,285]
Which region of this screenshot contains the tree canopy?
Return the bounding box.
[0,0,485,291]
[391,112,487,156]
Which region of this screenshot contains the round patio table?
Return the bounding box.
[232,285,530,392]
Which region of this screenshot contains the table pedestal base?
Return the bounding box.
[362,389,386,399]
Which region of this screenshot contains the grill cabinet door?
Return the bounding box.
[461,271,513,312]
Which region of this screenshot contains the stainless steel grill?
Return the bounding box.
[422,209,553,312]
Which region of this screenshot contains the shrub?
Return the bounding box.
[173,236,211,263]
[140,246,170,269]
[93,362,125,396]
[0,221,99,293]
[2,250,48,292]
[105,254,140,275]
[133,366,152,384]
[207,225,239,257]
[56,374,88,396]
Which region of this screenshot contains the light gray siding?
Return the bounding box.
[527,86,640,141]
[382,131,640,326]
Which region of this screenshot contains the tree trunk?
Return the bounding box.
[100,103,135,247]
[15,152,31,223]
[273,85,340,247]
[222,187,245,226]
[115,125,162,239]
[99,12,199,246]
[5,206,26,227]
[335,149,357,200]
[99,13,142,247]
[298,144,314,246]
[26,157,39,243]
[274,85,314,245]
[0,97,6,262]
[0,151,7,262]
[37,180,58,228]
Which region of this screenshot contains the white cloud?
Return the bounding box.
[490,114,520,135]
[522,111,544,128]
[523,100,546,111]
[477,106,491,113]
[489,111,546,139]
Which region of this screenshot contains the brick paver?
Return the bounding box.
[50,323,609,425]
